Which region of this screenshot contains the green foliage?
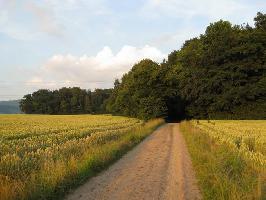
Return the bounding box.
[106,59,168,120]
[20,87,112,114]
[106,12,266,120]
[254,12,266,30]
[174,14,266,119]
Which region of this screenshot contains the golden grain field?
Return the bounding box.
[0,114,163,200]
[192,120,266,168]
[181,120,266,199]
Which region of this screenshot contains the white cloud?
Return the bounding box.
[43,0,109,13]
[26,2,63,37]
[141,0,257,23]
[0,0,111,40]
[29,45,166,90]
[0,0,63,40]
[0,1,32,40]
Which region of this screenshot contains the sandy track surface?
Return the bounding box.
[66,123,201,200]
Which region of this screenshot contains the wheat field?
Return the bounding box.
[0,114,163,200]
[181,120,266,199]
[192,120,266,168]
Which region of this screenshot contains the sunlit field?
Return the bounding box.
[0,114,163,200]
[192,120,266,167]
[181,120,266,199]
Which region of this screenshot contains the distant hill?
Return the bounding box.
[0,100,21,114]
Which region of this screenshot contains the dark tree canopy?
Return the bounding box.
[20,87,112,114]
[106,59,167,119]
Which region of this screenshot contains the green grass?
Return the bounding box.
[180,121,266,200]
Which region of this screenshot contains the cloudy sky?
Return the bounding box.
[0,0,265,100]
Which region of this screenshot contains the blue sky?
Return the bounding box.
[0,0,265,100]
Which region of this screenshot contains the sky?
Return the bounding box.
[0,0,265,100]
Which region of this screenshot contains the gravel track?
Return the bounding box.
[66,123,202,200]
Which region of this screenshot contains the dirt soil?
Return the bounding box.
[65,123,202,200]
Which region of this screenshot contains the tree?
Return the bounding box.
[20,87,112,114]
[20,94,33,114]
[106,59,167,119]
[254,12,266,30]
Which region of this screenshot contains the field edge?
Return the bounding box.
[49,118,165,200]
[180,121,265,200]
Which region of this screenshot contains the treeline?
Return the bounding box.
[20,87,111,114]
[20,12,266,119]
[106,12,266,120]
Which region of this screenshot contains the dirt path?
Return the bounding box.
[66,123,202,200]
